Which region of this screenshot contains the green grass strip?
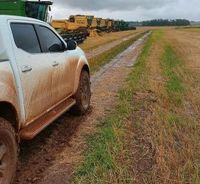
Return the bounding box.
[72,32,153,184]
[161,46,185,104]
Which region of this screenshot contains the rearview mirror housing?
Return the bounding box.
[66,40,77,51]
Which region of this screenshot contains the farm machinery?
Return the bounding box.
[51,15,89,43]
[0,1,136,43]
[52,15,100,42]
[0,0,52,22]
[52,15,136,42]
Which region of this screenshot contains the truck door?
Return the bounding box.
[36,25,74,102]
[10,22,56,124]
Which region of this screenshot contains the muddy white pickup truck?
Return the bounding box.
[0,15,91,183]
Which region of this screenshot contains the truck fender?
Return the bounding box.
[0,82,20,128]
[73,57,90,95]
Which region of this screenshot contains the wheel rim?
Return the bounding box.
[81,76,91,110]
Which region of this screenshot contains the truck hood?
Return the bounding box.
[76,46,86,58]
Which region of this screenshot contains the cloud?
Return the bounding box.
[54,0,175,11]
[51,0,200,21]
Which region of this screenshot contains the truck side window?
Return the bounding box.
[11,23,41,54]
[38,26,65,53]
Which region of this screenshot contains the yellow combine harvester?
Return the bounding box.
[86,15,98,37]
[51,15,100,42]
[51,15,136,43]
[106,19,113,32]
[93,18,113,32]
[97,18,107,32]
[52,15,89,43]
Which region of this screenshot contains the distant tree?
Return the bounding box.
[142,19,190,26]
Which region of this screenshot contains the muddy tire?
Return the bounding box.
[0,118,18,184]
[71,70,91,115]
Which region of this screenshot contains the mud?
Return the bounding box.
[86,33,141,59]
[14,33,149,184]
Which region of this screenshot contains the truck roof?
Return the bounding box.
[0,15,45,24]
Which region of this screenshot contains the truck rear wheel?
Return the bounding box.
[0,118,17,184]
[71,70,91,115]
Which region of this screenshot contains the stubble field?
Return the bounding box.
[72,28,200,184]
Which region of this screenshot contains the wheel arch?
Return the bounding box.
[0,101,19,132]
[73,60,90,95]
[82,64,90,76]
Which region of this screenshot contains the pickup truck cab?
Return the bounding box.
[0,15,91,183]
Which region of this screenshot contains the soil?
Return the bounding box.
[14,33,149,184]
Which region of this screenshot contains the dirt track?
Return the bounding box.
[14,33,149,184]
[86,33,141,59]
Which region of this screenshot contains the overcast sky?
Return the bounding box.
[51,0,200,21]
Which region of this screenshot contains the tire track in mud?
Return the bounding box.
[86,32,142,59]
[14,33,149,184]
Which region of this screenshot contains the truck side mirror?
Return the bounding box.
[67,40,77,50]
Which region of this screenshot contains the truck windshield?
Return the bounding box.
[25,3,47,21]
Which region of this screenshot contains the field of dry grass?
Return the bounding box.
[175,27,200,32]
[72,28,200,183]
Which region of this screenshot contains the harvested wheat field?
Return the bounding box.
[1,1,199,184]
[71,29,200,184]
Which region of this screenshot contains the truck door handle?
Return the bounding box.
[21,65,32,73]
[52,61,59,67]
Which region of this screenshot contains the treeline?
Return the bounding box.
[142,19,190,26]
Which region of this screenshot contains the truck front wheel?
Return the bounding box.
[71,70,91,115]
[0,118,18,184]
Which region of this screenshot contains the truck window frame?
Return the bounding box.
[35,25,66,53]
[10,22,42,54]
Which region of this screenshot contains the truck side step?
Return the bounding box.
[20,98,76,140]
